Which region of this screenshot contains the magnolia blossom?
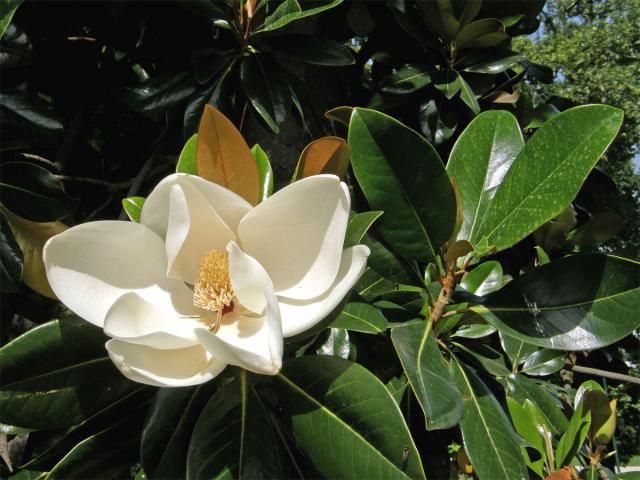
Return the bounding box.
[43,173,369,387]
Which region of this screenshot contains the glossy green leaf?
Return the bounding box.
[269,34,354,66]
[463,53,525,74]
[43,406,146,480]
[499,332,539,369]
[574,380,605,410]
[127,71,197,113]
[0,0,23,38]
[251,144,273,202]
[354,267,397,302]
[315,328,353,359]
[0,317,139,430]
[23,388,152,471]
[526,103,561,130]
[259,0,341,32]
[455,18,507,49]
[461,260,504,296]
[521,349,565,376]
[176,133,198,175]
[454,342,510,376]
[452,359,529,480]
[192,48,235,85]
[349,108,456,261]
[476,105,624,253]
[447,110,524,244]
[506,397,545,478]
[555,403,590,469]
[0,209,23,292]
[240,54,290,134]
[0,162,71,222]
[380,65,432,94]
[187,371,282,479]
[534,245,550,265]
[274,356,425,479]
[506,373,568,434]
[458,73,481,114]
[433,69,462,99]
[477,254,640,350]
[344,211,383,248]
[121,196,145,223]
[392,321,463,430]
[452,323,497,339]
[141,382,218,480]
[386,375,408,406]
[331,302,387,334]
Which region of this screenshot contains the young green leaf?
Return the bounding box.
[122,197,145,223]
[176,134,198,175]
[331,301,388,334]
[344,211,383,248]
[251,144,273,202]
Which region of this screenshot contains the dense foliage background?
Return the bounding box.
[1,0,639,478]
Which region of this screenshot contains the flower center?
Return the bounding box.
[193,249,235,332]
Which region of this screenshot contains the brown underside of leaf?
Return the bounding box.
[295,136,350,181]
[196,105,260,205]
[3,209,67,299]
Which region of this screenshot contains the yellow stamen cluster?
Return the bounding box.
[193,250,235,331]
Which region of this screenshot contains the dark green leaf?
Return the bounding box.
[187,371,282,479]
[44,406,146,480]
[176,134,198,175]
[566,213,625,246]
[380,65,432,94]
[455,18,507,50]
[463,53,525,74]
[452,359,528,480]
[477,254,640,350]
[127,72,197,113]
[331,302,387,334]
[191,48,235,85]
[316,328,353,359]
[1,23,32,69]
[121,197,145,223]
[453,324,497,339]
[392,321,463,430]
[260,0,302,32]
[344,211,383,248]
[274,356,425,479]
[354,267,397,302]
[0,162,71,222]
[457,73,480,114]
[506,373,568,434]
[454,341,510,376]
[499,332,538,369]
[269,34,354,66]
[240,54,291,134]
[433,69,461,99]
[0,0,23,38]
[521,349,565,376]
[0,209,23,292]
[447,110,523,245]
[141,382,218,480]
[476,105,624,253]
[349,108,456,261]
[0,89,63,147]
[525,103,560,129]
[0,317,138,430]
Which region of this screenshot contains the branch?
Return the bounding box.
[570,364,640,386]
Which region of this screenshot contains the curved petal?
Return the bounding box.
[141,173,251,239]
[238,175,350,300]
[104,292,204,349]
[106,339,226,387]
[165,181,236,283]
[278,245,369,337]
[195,289,283,375]
[44,221,195,327]
[227,241,271,315]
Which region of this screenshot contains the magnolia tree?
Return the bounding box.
[1,1,639,480]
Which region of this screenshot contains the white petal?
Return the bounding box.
[141,173,251,239]
[44,221,195,327]
[238,175,350,300]
[279,245,370,337]
[165,181,236,282]
[103,292,203,349]
[227,241,271,315]
[106,339,226,387]
[195,290,283,375]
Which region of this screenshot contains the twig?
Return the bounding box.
[570,365,640,386]
[55,175,132,192]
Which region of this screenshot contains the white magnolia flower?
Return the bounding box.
[43,173,369,387]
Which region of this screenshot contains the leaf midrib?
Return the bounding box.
[276,371,410,479]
